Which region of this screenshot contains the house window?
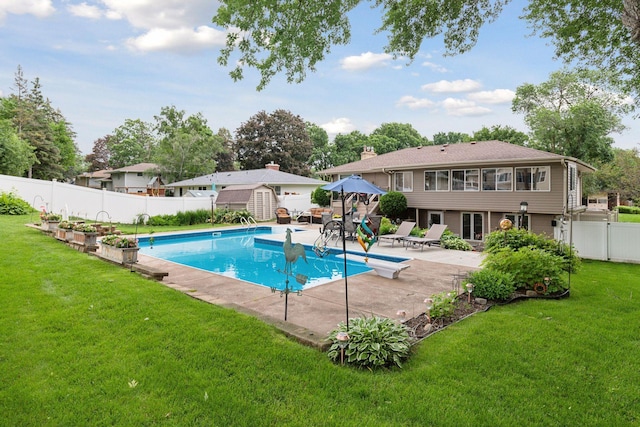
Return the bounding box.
[394,172,413,192]
[452,169,479,191]
[428,211,443,227]
[462,212,484,240]
[424,170,449,191]
[274,186,282,195]
[482,168,512,191]
[137,172,143,177]
[515,166,550,191]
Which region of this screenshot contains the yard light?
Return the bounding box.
[424,298,433,323]
[466,283,475,303]
[336,331,350,365]
[520,201,528,230]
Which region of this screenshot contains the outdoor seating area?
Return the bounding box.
[275,207,291,224]
[297,207,333,224]
[404,224,448,251]
[378,221,416,247]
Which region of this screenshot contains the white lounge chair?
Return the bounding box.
[378,221,416,247]
[404,224,448,251]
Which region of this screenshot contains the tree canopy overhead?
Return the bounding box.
[212,0,640,103]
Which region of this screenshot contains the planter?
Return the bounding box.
[42,221,60,232]
[72,231,98,247]
[100,244,139,265]
[55,228,74,242]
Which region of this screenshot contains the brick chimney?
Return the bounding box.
[361,146,377,160]
[265,161,280,171]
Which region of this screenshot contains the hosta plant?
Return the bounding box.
[327,316,412,369]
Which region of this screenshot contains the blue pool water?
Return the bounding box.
[137,227,387,291]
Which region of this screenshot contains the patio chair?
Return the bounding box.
[378,221,416,247]
[321,212,341,243]
[343,213,357,242]
[404,224,448,251]
[275,207,291,224]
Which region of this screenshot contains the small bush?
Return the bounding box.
[379,191,407,221]
[465,269,516,301]
[428,291,457,320]
[378,216,395,235]
[311,186,331,207]
[327,317,412,369]
[440,231,473,251]
[0,190,34,215]
[616,205,640,214]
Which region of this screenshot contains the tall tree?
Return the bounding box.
[307,122,333,172]
[586,148,640,203]
[85,136,111,171]
[212,1,640,103]
[153,106,223,183]
[214,127,236,172]
[108,119,156,168]
[332,131,370,166]
[369,123,428,154]
[432,131,470,145]
[472,125,529,145]
[0,118,35,176]
[512,70,628,165]
[234,109,313,176]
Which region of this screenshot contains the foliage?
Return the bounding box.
[484,228,580,273]
[306,122,332,172]
[617,205,640,215]
[327,317,412,369]
[108,118,156,168]
[101,234,138,248]
[432,132,470,145]
[148,208,251,227]
[464,269,516,301]
[472,125,529,146]
[72,223,97,232]
[153,105,223,183]
[57,220,74,230]
[512,70,628,165]
[378,216,395,235]
[428,291,457,320]
[369,123,428,154]
[214,127,236,172]
[310,186,331,207]
[84,135,111,171]
[0,118,35,176]
[482,247,567,293]
[440,230,473,251]
[588,148,640,203]
[0,190,33,215]
[40,212,62,222]
[331,131,370,166]
[234,109,313,176]
[379,191,407,220]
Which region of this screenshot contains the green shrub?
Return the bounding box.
[327,317,412,369]
[482,247,567,293]
[440,230,473,251]
[0,190,34,215]
[464,269,515,301]
[484,228,580,273]
[379,191,407,221]
[428,291,457,320]
[378,216,395,235]
[311,186,331,207]
[616,205,640,214]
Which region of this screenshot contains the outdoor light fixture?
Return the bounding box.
[466,283,475,303]
[519,201,528,230]
[336,331,350,365]
[424,298,433,323]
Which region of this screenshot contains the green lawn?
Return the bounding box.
[619,213,640,223]
[1,215,639,426]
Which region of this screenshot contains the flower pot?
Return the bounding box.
[55,228,74,242]
[42,221,60,232]
[100,244,139,264]
[72,231,98,247]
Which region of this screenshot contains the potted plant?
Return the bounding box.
[40,212,62,231]
[99,234,139,264]
[55,220,75,242]
[71,223,98,249]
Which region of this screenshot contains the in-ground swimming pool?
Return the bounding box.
[137,226,402,291]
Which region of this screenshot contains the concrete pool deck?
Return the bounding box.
[131,223,484,349]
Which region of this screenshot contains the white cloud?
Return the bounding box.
[467,89,515,104]
[396,95,435,110]
[101,0,215,30]
[0,0,55,23]
[321,118,356,135]
[421,61,448,73]
[441,98,492,116]
[422,79,482,93]
[126,26,227,53]
[340,52,392,71]
[68,2,102,19]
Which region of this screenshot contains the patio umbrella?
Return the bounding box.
[321,175,387,329]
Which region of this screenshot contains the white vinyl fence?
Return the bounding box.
[555,220,640,264]
[1,174,316,224]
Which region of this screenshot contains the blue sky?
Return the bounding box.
[1,0,638,156]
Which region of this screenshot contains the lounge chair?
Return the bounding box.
[378,221,416,247]
[404,224,448,251]
[275,207,291,224]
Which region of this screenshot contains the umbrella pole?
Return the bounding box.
[341,188,349,330]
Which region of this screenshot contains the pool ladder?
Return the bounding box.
[240,216,257,231]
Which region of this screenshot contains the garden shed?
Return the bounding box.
[215,184,278,221]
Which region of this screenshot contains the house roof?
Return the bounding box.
[77,169,112,179]
[319,141,596,174]
[166,168,327,187]
[111,163,159,173]
[215,184,272,204]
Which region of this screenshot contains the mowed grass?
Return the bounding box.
[1,215,639,426]
[619,213,640,223]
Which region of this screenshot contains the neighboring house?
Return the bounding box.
[215,184,278,221]
[165,163,327,197]
[109,163,165,195]
[319,140,595,241]
[75,169,113,190]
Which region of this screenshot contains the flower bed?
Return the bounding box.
[99,235,138,264]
